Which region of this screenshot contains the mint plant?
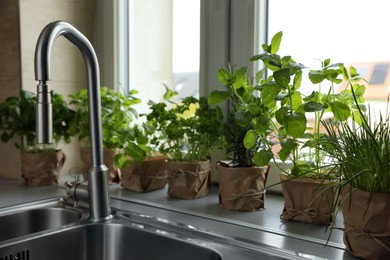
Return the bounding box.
[209,31,366,177]
[252,31,366,177]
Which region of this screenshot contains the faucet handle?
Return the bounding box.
[64,180,89,208]
[64,181,73,189]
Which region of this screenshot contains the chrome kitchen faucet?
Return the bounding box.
[34,21,112,222]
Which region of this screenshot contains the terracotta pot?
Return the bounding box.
[280,174,335,224]
[121,156,167,192]
[341,186,390,259]
[21,150,66,186]
[217,162,270,211]
[80,147,120,183]
[166,160,211,200]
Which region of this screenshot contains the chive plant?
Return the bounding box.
[324,106,390,193]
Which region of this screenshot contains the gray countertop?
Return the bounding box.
[0,178,66,208]
[0,177,355,259]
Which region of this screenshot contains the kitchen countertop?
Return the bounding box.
[0,177,66,208]
[0,176,355,259]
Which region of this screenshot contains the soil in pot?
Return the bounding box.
[280,174,335,225]
[21,150,66,186]
[166,160,211,200]
[217,161,270,211]
[121,156,167,192]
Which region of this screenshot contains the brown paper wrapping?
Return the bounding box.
[217,162,270,211]
[341,187,390,259]
[121,156,167,192]
[80,147,120,183]
[21,150,66,186]
[166,160,211,200]
[280,174,334,224]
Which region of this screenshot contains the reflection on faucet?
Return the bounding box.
[34,21,112,222]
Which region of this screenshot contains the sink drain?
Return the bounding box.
[0,250,29,260]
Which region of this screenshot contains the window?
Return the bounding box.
[268,0,390,104]
[172,0,200,100]
[117,0,200,114]
[370,63,389,85]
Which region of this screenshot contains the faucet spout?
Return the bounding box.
[34,21,112,222]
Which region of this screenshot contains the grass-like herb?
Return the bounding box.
[323,107,390,193]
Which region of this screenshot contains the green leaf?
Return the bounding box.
[323,68,342,83]
[290,91,303,111]
[293,70,302,90]
[309,70,325,84]
[235,111,253,127]
[352,84,365,97]
[232,67,248,89]
[323,58,330,68]
[340,65,349,80]
[275,107,289,125]
[284,112,306,138]
[330,101,350,121]
[114,153,131,169]
[278,139,297,162]
[254,150,273,166]
[270,31,283,54]
[208,90,231,104]
[255,53,282,71]
[254,115,270,134]
[273,68,290,87]
[124,143,146,162]
[350,66,358,78]
[244,130,257,149]
[163,84,178,101]
[303,101,325,112]
[218,67,232,85]
[250,53,268,62]
[261,82,282,106]
[352,110,364,125]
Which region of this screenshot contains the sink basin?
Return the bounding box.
[0,223,222,260]
[0,207,82,242]
[0,201,299,260]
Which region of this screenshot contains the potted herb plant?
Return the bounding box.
[69,86,141,183]
[0,90,73,186]
[114,122,168,193]
[246,31,366,224]
[323,87,390,259]
[145,86,224,199]
[208,66,271,211]
[251,32,365,223]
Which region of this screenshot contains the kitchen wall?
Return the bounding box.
[0,0,22,179]
[0,0,98,179]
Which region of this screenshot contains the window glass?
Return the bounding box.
[268,0,390,105]
[128,0,200,114]
[172,0,200,99]
[370,63,389,85]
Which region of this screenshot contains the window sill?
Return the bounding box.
[110,183,345,248]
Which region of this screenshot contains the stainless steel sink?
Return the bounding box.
[0,200,297,260]
[0,207,82,242]
[0,222,222,260]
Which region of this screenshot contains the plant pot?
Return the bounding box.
[217,162,270,211]
[21,150,66,186]
[80,147,120,183]
[166,160,211,200]
[280,174,335,224]
[120,156,168,192]
[340,186,390,259]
